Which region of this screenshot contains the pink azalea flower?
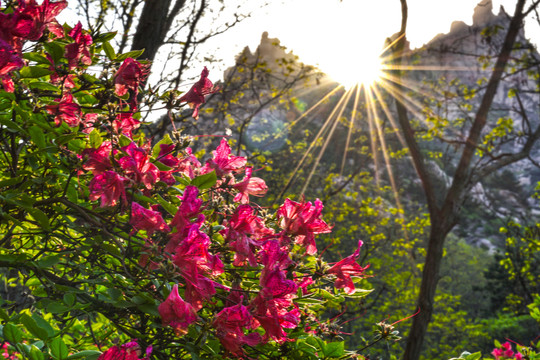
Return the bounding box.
[45,93,81,127]
[157,144,179,167]
[155,143,179,185]
[0,39,24,92]
[15,0,67,41]
[296,275,314,295]
[112,112,140,138]
[249,264,299,342]
[327,240,369,294]
[47,54,76,89]
[114,57,148,97]
[1,342,18,360]
[82,141,113,175]
[233,167,268,204]
[172,216,223,278]
[260,268,298,299]
[259,239,293,272]
[118,143,159,190]
[65,22,92,69]
[88,171,127,207]
[81,113,99,134]
[0,40,24,74]
[177,147,201,179]
[213,301,262,355]
[98,340,151,360]
[492,347,504,359]
[0,13,21,50]
[171,217,224,310]
[277,198,332,255]
[201,138,246,178]
[184,275,223,311]
[250,286,300,343]
[166,185,202,252]
[130,202,170,236]
[222,205,273,267]
[158,284,197,333]
[178,66,219,119]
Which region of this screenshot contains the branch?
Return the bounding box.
[441,0,527,218]
[472,122,540,182]
[174,0,207,88]
[392,0,440,217]
[165,0,187,35]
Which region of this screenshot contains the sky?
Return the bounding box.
[58,0,538,85]
[203,0,536,83]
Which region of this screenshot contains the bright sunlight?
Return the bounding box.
[324,51,384,89]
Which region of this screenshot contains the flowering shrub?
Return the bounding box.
[0,1,379,359]
[448,340,539,360]
[491,342,523,360]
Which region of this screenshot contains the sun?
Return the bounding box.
[322,51,384,90]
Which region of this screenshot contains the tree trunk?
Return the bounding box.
[402,214,455,360]
[400,1,526,359]
[131,0,173,63]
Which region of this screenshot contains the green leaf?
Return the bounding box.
[29,81,60,92]
[0,117,25,133]
[3,323,22,343]
[29,126,46,149]
[100,243,121,257]
[32,314,55,338]
[73,92,98,106]
[23,52,51,65]
[50,337,69,360]
[118,134,132,148]
[154,161,172,171]
[130,295,147,305]
[36,255,61,268]
[156,194,177,215]
[136,303,159,316]
[29,345,45,360]
[19,66,52,78]
[132,192,155,206]
[46,302,70,314]
[102,41,116,60]
[89,129,103,149]
[20,314,49,341]
[464,352,482,360]
[93,31,117,43]
[63,293,75,307]
[116,49,145,61]
[0,308,10,321]
[27,208,51,231]
[174,175,191,186]
[0,177,22,188]
[295,296,323,304]
[66,350,101,360]
[346,289,373,298]
[43,42,64,65]
[322,341,345,358]
[191,171,217,190]
[152,134,173,158]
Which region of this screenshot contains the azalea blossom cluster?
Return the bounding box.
[0,1,371,358]
[98,340,152,360]
[491,342,524,360]
[77,39,368,357]
[0,0,67,91]
[83,131,369,355]
[1,342,18,360]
